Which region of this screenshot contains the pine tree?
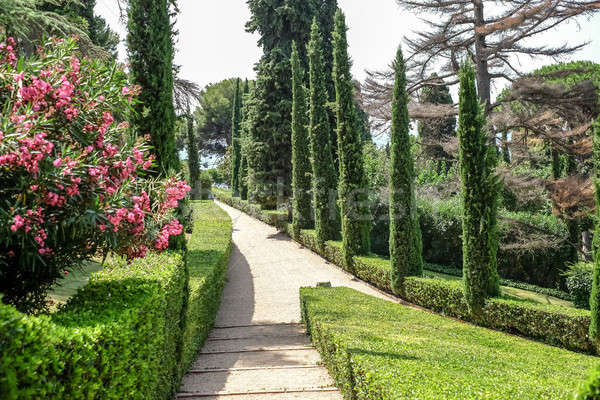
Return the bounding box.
[186,106,200,200]
[127,0,179,174]
[231,78,242,196]
[457,61,501,314]
[417,73,456,170]
[239,79,250,200]
[290,42,313,236]
[332,9,371,268]
[389,47,423,293]
[308,18,339,247]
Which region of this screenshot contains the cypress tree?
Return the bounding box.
[230,78,242,196]
[186,107,200,200]
[290,42,313,235]
[239,79,250,200]
[332,9,371,267]
[127,0,179,173]
[308,18,339,247]
[389,47,423,293]
[590,117,600,341]
[457,61,501,314]
[245,0,338,202]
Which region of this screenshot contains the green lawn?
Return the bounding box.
[300,286,596,399]
[48,260,103,305]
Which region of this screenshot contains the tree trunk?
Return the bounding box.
[472,0,491,115]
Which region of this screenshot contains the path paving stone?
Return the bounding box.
[176,201,398,399]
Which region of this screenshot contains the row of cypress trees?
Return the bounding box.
[387,50,500,313]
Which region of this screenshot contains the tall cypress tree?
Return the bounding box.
[389,47,423,293]
[239,79,250,200]
[245,0,337,204]
[290,42,313,235]
[308,18,339,247]
[333,9,371,268]
[589,116,600,342]
[186,106,200,200]
[457,61,501,314]
[231,78,242,196]
[127,0,179,173]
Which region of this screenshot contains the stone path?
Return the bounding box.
[175,201,397,399]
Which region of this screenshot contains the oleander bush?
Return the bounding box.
[300,286,597,399]
[0,37,189,313]
[0,200,232,399]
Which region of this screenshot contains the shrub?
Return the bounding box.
[576,365,600,400]
[198,171,213,200]
[0,200,232,399]
[565,262,594,309]
[0,252,186,399]
[0,38,189,312]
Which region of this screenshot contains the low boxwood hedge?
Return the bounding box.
[214,189,594,353]
[213,187,288,229]
[300,286,597,399]
[0,200,232,399]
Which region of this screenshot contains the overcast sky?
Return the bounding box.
[96,0,600,94]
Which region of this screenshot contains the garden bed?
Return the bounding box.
[0,200,232,399]
[214,189,594,353]
[300,286,596,399]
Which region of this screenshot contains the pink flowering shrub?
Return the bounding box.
[0,38,190,312]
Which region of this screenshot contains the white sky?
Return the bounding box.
[96,0,600,94]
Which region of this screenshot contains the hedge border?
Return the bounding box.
[0,200,232,399]
[214,189,594,354]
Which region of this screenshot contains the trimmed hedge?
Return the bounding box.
[214,187,288,229]
[0,200,232,399]
[214,189,595,353]
[425,262,572,301]
[180,200,233,373]
[300,287,597,399]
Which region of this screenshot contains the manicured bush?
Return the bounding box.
[290,42,312,235]
[332,10,371,266]
[213,188,288,229]
[300,286,597,399]
[198,171,213,200]
[388,46,423,292]
[457,61,501,312]
[180,200,233,374]
[0,200,232,399]
[1,252,186,400]
[308,18,339,247]
[0,38,189,313]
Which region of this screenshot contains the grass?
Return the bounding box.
[48,260,103,305]
[301,286,597,399]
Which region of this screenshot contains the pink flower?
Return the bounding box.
[53,158,62,167]
[10,215,24,232]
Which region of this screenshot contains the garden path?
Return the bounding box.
[175,201,398,399]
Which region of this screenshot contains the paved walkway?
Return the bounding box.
[176,201,396,399]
